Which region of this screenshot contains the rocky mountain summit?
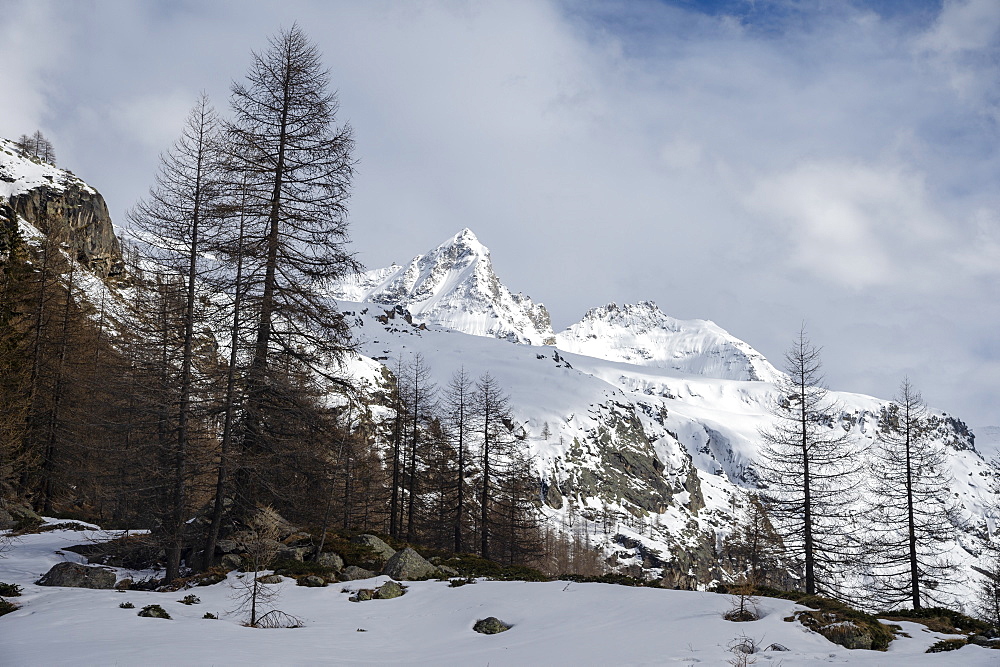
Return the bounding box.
[331,228,555,345]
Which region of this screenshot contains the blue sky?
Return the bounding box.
[0,0,997,428]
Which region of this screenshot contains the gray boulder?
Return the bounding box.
[340,565,376,581]
[382,547,436,580]
[220,554,243,570]
[37,562,116,589]
[377,580,405,599]
[316,551,344,571]
[277,546,309,562]
[0,501,43,531]
[473,617,512,634]
[350,588,375,602]
[436,565,460,578]
[350,534,395,561]
[257,574,282,584]
[298,575,327,588]
[215,539,240,554]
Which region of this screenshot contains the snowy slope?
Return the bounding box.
[2,524,996,666]
[341,296,997,607]
[330,228,555,345]
[556,301,781,382]
[0,138,95,199]
[974,425,1000,462]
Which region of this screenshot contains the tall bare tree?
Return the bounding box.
[758,327,861,597]
[403,353,437,542]
[128,94,223,581]
[222,24,358,513]
[444,367,474,553]
[867,379,958,609]
[474,372,513,561]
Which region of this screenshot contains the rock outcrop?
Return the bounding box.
[8,185,123,278]
[340,565,376,581]
[382,547,436,580]
[36,562,116,589]
[1,138,123,278]
[473,617,512,634]
[350,534,396,562]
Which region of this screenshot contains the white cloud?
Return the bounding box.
[746,161,947,289]
[0,2,65,139]
[919,0,1000,54]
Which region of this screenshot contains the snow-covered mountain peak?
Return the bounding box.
[555,301,780,382]
[330,229,556,345]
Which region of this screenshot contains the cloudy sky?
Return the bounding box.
[1,0,997,428]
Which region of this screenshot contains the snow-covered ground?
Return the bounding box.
[1,524,996,666]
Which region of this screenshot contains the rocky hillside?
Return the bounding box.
[0,138,122,278]
[335,230,998,603]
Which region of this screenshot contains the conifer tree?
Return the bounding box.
[128,94,224,580]
[222,24,358,514]
[867,379,958,609]
[444,367,474,553]
[474,372,513,560]
[758,327,861,597]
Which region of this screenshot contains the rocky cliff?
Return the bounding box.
[0,138,122,278]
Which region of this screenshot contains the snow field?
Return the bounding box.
[2,526,996,666]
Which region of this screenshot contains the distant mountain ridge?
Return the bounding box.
[333,230,778,383]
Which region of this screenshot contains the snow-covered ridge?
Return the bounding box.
[332,229,779,384]
[555,301,780,382]
[331,228,556,345]
[0,138,95,200]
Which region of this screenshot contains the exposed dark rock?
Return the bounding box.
[277,545,309,562]
[316,552,344,571]
[0,500,43,531]
[297,575,326,588]
[543,477,563,510]
[257,574,282,584]
[376,580,405,599]
[215,540,241,555]
[473,617,512,634]
[220,554,243,570]
[791,609,891,651]
[682,466,705,514]
[436,565,460,578]
[382,547,436,580]
[8,183,123,278]
[350,588,375,602]
[37,562,116,589]
[562,403,673,513]
[340,565,376,581]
